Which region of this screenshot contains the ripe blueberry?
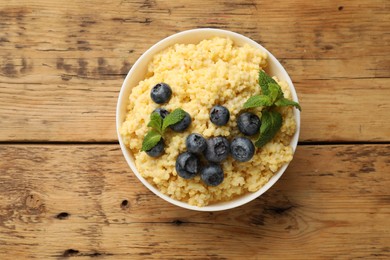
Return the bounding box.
[230,137,255,162]
[175,152,200,179]
[201,163,224,186]
[146,139,165,157]
[210,105,230,126]
[237,112,261,136]
[150,83,172,104]
[204,136,230,163]
[153,107,170,119]
[186,133,207,154]
[170,111,192,132]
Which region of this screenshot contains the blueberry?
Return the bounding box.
[170,111,191,132]
[145,139,164,157]
[201,163,224,186]
[186,133,207,154]
[175,152,200,179]
[204,136,230,163]
[210,105,230,126]
[153,107,169,119]
[237,112,261,136]
[230,137,255,162]
[150,83,172,104]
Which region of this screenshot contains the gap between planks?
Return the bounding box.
[0,141,390,146]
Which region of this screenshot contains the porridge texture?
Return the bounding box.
[120,37,296,206]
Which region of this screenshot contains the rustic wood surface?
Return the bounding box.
[0,0,389,142]
[0,0,389,259]
[0,145,389,259]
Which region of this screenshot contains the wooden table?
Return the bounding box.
[1,0,389,259]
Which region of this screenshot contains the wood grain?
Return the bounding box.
[0,0,389,142]
[1,1,389,259]
[0,144,389,259]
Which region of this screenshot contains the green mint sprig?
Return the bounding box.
[255,110,282,147]
[162,108,186,132]
[243,70,301,148]
[141,108,186,151]
[147,112,163,135]
[141,130,162,151]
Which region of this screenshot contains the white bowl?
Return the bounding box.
[116,28,300,211]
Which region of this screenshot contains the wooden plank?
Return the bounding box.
[0,144,389,259]
[0,0,389,142]
[1,77,389,142]
[299,78,390,142]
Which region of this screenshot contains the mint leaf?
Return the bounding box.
[259,70,278,95]
[268,83,284,103]
[162,108,186,132]
[147,112,163,134]
[141,130,162,151]
[243,95,273,109]
[255,110,283,147]
[275,98,302,111]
